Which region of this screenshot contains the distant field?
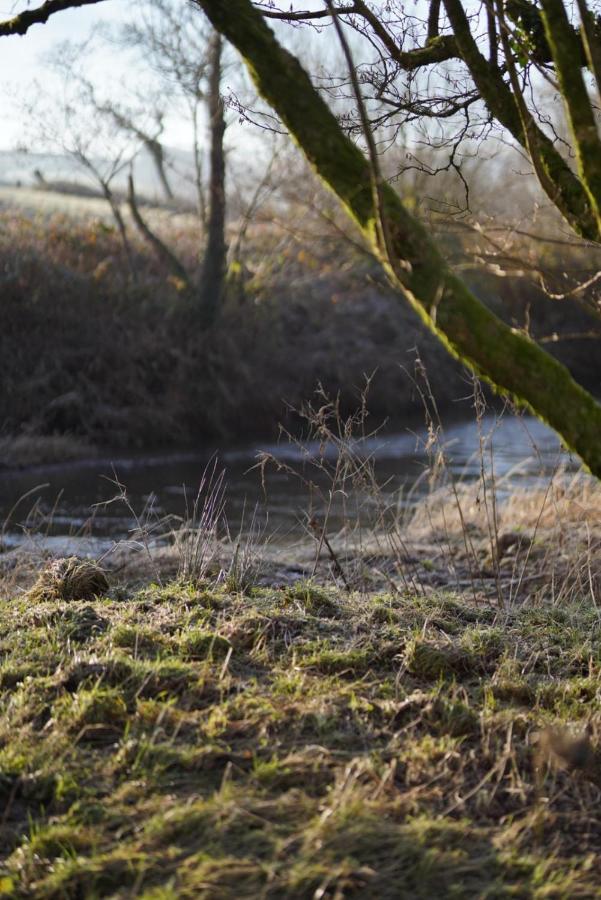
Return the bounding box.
[0,185,198,229]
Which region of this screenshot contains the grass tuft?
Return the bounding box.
[27,557,109,603]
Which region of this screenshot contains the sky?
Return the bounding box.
[0,0,331,153]
[0,1,176,150]
[0,1,527,208]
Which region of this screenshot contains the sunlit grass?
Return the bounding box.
[1,573,601,897]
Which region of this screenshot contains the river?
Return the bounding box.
[0,412,580,553]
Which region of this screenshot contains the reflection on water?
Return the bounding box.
[0,412,580,548]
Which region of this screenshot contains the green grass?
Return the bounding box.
[1,580,601,897]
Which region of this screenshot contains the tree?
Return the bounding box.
[197,31,227,324]
[20,47,140,274]
[196,0,601,475]
[3,0,601,473]
[120,0,213,224]
[118,0,228,324]
[14,0,230,321]
[99,104,174,202]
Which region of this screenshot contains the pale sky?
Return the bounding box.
[0,0,525,208]
[0,1,136,148]
[0,0,331,152]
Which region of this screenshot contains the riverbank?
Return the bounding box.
[1,475,601,896]
[2,194,600,466]
[0,203,465,461]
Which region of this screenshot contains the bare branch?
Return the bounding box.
[253,3,357,20]
[0,0,106,37]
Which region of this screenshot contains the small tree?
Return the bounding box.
[21,46,140,274]
[119,0,228,324]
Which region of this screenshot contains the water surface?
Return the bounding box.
[0,412,579,552]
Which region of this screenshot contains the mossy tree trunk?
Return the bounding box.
[539,0,601,231]
[193,0,601,477]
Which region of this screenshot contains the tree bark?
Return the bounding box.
[540,0,601,229]
[145,137,174,202]
[194,0,601,477]
[443,0,600,242]
[198,30,227,327]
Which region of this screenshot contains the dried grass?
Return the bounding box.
[26,556,109,603]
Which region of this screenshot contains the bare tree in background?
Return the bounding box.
[118,0,228,324]
[20,47,141,275]
[18,0,274,325]
[197,31,227,324]
[98,104,174,202]
[120,0,212,224]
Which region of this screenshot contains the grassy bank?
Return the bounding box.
[1,194,600,466]
[2,471,601,897]
[0,203,465,464]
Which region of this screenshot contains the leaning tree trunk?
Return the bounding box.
[198,30,227,327]
[194,0,601,477]
[145,137,174,202]
[127,174,191,290]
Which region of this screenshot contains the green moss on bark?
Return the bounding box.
[443,0,599,241]
[540,0,601,226]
